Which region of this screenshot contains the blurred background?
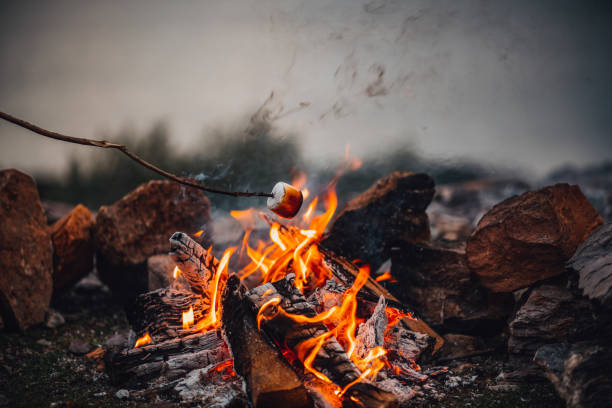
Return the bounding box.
[1,0,611,212]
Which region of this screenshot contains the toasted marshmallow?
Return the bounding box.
[267,182,303,218]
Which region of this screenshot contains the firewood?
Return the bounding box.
[222,274,313,408]
[246,275,399,408]
[257,213,443,352]
[105,330,229,387]
[126,287,209,341]
[319,247,444,354]
[169,231,218,296]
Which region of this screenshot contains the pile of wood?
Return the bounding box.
[105,232,445,407]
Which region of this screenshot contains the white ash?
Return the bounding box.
[355,295,387,359]
[174,365,246,406]
[114,389,129,399]
[45,309,65,329]
[385,325,431,363]
[375,377,418,404]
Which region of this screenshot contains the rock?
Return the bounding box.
[94,180,210,300]
[51,204,95,291]
[105,333,128,348]
[388,244,514,335]
[534,342,612,408]
[115,389,129,400]
[68,339,91,355]
[36,339,52,347]
[322,172,434,271]
[508,281,595,356]
[437,334,482,361]
[74,271,106,293]
[466,184,603,292]
[147,254,176,291]
[41,200,76,225]
[567,223,612,308]
[45,309,65,329]
[0,169,53,330]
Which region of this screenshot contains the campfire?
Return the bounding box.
[105,162,447,408]
[1,143,610,407]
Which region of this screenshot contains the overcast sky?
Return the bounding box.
[1,0,611,177]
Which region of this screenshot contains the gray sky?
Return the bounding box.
[1,0,611,177]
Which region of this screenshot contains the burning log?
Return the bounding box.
[319,247,444,354]
[169,231,218,296]
[222,274,313,408]
[126,287,209,341]
[105,330,229,387]
[246,275,399,408]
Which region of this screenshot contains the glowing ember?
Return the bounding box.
[134,333,151,348]
[182,306,194,330]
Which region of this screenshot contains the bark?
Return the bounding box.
[222,274,313,408]
[320,247,443,354]
[126,287,209,341]
[169,231,218,297]
[246,275,399,408]
[105,330,229,387]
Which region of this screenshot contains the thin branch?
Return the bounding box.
[0,111,273,198]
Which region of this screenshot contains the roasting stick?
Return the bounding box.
[0,110,304,217]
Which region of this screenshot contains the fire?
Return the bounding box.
[193,229,204,237]
[134,333,151,348]
[375,271,395,282]
[172,265,181,279]
[192,247,235,331]
[175,153,402,402]
[182,306,194,330]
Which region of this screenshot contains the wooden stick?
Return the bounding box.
[0,110,273,198]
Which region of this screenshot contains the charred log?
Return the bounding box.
[105,330,229,387]
[222,274,313,408]
[126,287,209,341]
[246,275,399,408]
[319,247,443,353]
[169,231,218,296]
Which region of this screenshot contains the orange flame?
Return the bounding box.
[182,306,194,330]
[173,265,181,279]
[375,271,396,282]
[134,333,151,348]
[192,248,235,331]
[193,229,204,237]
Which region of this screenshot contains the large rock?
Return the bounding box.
[466,184,603,292]
[51,204,95,291]
[508,281,595,356]
[388,244,513,335]
[322,172,434,271]
[147,254,175,291]
[94,180,210,299]
[534,342,612,408]
[567,223,612,309]
[0,169,53,329]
